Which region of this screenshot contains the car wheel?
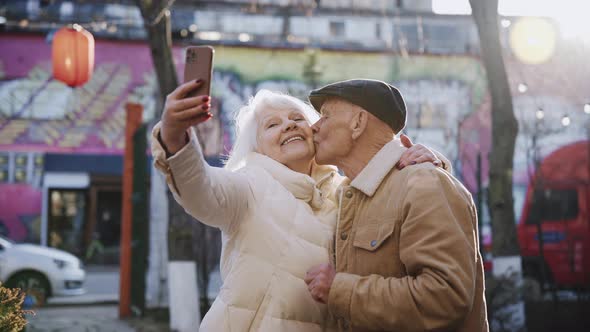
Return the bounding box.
[5,271,50,307]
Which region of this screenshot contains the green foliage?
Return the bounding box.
[0,282,32,332]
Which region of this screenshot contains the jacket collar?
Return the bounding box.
[350,138,407,197]
[245,152,337,209]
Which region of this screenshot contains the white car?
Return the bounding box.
[0,235,85,305]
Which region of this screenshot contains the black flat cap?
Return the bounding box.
[309,79,407,133]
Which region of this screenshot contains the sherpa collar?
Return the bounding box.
[350,138,407,197]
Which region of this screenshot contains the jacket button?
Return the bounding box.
[340,232,348,240]
[345,191,353,198]
[370,240,377,247]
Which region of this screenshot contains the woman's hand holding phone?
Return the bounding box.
[160,79,212,154]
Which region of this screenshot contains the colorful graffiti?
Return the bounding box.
[1,35,490,157]
[0,183,42,242]
[1,33,589,243]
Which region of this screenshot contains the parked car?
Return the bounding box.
[0,235,85,305]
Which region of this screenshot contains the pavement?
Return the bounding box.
[25,265,139,331]
[25,305,135,332]
[25,305,173,332]
[24,264,212,331]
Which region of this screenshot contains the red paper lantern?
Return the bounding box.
[52,24,95,87]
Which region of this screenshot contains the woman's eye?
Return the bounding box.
[295,118,305,121]
[267,123,277,128]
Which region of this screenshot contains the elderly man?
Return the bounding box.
[304,79,488,332]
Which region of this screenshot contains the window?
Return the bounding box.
[525,189,579,224]
[423,23,470,54]
[395,23,420,52]
[49,190,87,256]
[14,153,28,183]
[0,153,8,183]
[329,21,345,37]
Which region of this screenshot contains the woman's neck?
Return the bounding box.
[286,159,313,176]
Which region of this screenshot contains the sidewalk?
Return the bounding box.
[25,305,172,332]
[27,265,172,331]
[26,305,134,332]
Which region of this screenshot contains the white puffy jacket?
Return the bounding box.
[152,125,343,331]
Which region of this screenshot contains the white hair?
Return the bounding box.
[224,89,319,171]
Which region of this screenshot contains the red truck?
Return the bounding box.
[518,141,590,289]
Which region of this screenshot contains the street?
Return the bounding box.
[47,265,119,306]
[26,305,134,332]
[23,265,209,331]
[25,304,174,332]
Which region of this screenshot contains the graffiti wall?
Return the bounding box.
[1,33,589,242]
[0,183,42,242]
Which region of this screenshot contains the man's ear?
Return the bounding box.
[350,110,368,140]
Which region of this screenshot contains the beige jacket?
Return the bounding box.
[152,124,344,331]
[327,139,489,332]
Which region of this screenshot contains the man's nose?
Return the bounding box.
[311,120,320,133]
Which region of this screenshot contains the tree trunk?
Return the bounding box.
[469,0,519,257]
[137,3,178,114]
[192,221,221,317]
[137,0,193,262]
[137,2,219,321]
[469,1,525,330]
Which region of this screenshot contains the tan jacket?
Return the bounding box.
[327,139,489,332]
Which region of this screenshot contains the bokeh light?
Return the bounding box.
[509,17,556,64]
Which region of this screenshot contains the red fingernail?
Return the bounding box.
[411,161,417,165]
[202,104,210,110]
[196,79,203,84]
[202,96,210,102]
[198,113,213,121]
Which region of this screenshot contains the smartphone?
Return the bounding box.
[184,46,214,98]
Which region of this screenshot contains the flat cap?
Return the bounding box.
[308,79,407,133]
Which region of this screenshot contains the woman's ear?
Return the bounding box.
[351,110,368,140]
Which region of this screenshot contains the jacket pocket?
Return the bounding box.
[352,222,396,251]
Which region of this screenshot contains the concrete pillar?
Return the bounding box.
[168,261,200,332]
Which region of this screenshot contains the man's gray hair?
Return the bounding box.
[224,89,319,171]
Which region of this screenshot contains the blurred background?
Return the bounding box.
[0,0,589,331]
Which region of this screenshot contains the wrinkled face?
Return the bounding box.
[311,98,356,166]
[256,106,315,168]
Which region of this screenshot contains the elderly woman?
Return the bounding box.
[152,80,447,331]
